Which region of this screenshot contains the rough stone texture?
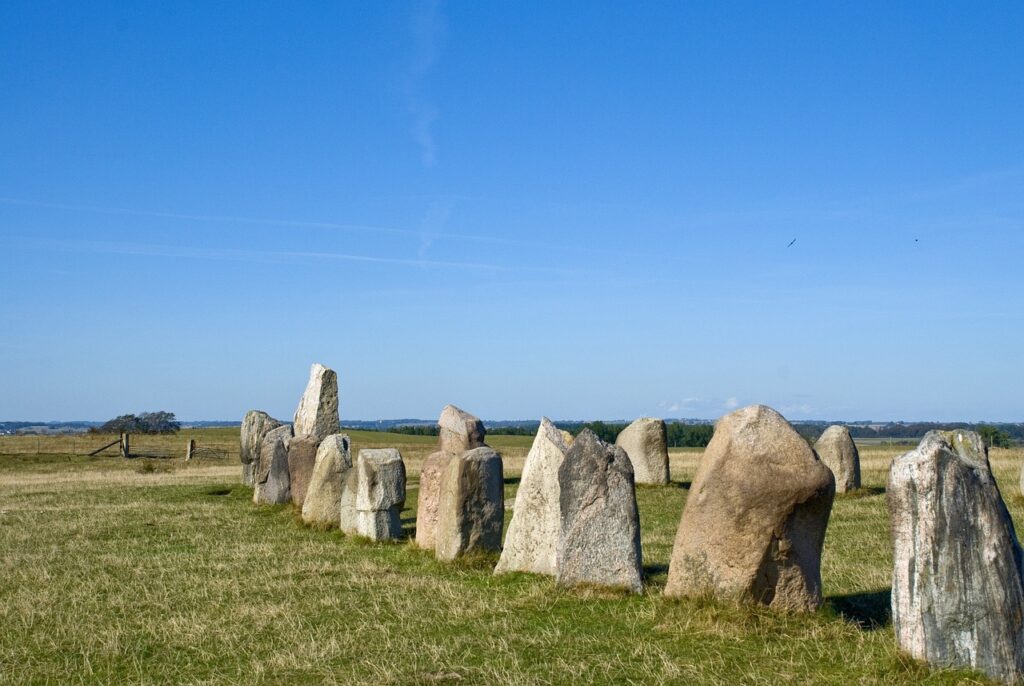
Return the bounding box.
[435,447,504,562]
[286,434,321,508]
[814,425,861,493]
[301,434,352,527]
[339,448,407,541]
[293,363,340,440]
[615,417,670,485]
[253,424,293,505]
[240,410,282,486]
[665,405,834,611]
[556,429,643,593]
[888,430,1024,684]
[415,405,488,549]
[496,418,570,576]
[438,404,486,455]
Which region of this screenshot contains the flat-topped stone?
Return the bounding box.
[435,447,504,561]
[340,448,407,541]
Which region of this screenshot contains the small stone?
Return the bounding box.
[665,405,834,611]
[293,363,340,440]
[889,430,1024,684]
[556,429,643,593]
[495,418,570,576]
[340,448,407,541]
[615,417,670,485]
[438,404,486,455]
[814,425,861,493]
[301,434,352,527]
[240,410,282,486]
[253,424,293,505]
[285,434,320,508]
[435,447,504,562]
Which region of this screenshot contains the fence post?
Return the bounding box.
[120,433,130,458]
[185,439,195,461]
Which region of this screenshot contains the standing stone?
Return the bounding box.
[287,434,321,508]
[293,363,339,440]
[240,410,282,486]
[615,417,670,485]
[253,424,293,505]
[340,449,407,541]
[495,418,570,576]
[556,429,643,593]
[814,425,861,493]
[415,405,487,549]
[435,447,504,562]
[438,404,486,455]
[301,434,352,527]
[665,405,834,611]
[888,430,1024,684]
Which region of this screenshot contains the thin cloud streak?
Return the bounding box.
[407,0,444,167]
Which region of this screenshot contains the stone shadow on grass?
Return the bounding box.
[503,476,521,486]
[828,588,891,630]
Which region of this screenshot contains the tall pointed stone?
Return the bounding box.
[889,430,1024,684]
[814,425,861,493]
[556,429,643,593]
[435,447,504,562]
[293,363,339,440]
[496,418,570,576]
[240,410,282,486]
[253,424,293,505]
[615,417,670,485]
[665,405,834,611]
[301,434,352,527]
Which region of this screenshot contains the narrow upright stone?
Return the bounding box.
[615,417,670,485]
[240,410,282,486]
[293,363,339,440]
[814,425,861,493]
[665,405,834,611]
[435,447,504,562]
[496,418,570,576]
[286,434,321,508]
[889,430,1024,684]
[253,424,293,505]
[340,448,407,541]
[556,429,643,593]
[301,434,352,527]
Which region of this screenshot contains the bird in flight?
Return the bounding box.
[787,238,797,248]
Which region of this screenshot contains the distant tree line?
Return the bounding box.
[90,411,180,435]
[792,422,1018,447]
[387,420,716,448]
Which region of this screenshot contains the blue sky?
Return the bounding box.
[2,2,1022,422]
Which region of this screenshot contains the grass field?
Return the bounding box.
[1,429,1019,684]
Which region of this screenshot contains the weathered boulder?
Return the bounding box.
[435,447,504,562]
[438,404,486,455]
[615,417,670,485]
[415,405,487,549]
[240,410,283,486]
[664,405,834,611]
[340,448,407,541]
[286,434,321,508]
[556,429,643,593]
[495,418,570,576]
[301,434,352,527]
[814,425,861,493]
[253,424,294,505]
[293,363,339,440]
[889,430,1024,684]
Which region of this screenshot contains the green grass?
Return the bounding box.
[0,433,1015,684]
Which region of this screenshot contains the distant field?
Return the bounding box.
[1,429,1019,684]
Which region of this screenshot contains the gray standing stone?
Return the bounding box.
[240,410,282,487]
[301,434,352,527]
[495,418,569,576]
[293,363,340,440]
[814,425,861,493]
[287,434,321,508]
[615,417,670,485]
[340,448,407,541]
[665,405,834,611]
[435,447,504,562]
[556,429,643,593]
[415,405,487,549]
[889,430,1024,684]
[253,424,293,505]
